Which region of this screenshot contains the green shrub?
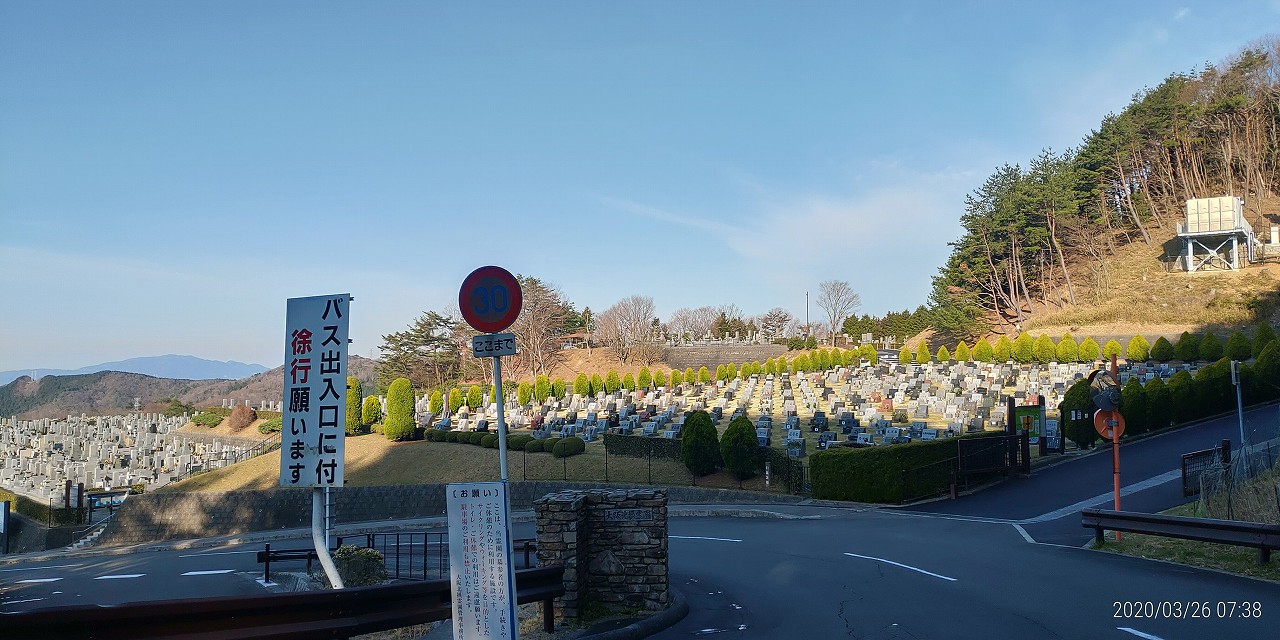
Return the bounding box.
[1224,331,1251,361]
[1059,378,1096,449]
[810,431,1006,503]
[362,395,382,426]
[720,416,760,480]
[542,437,561,453]
[425,429,441,442]
[653,369,667,387]
[192,412,223,428]
[1120,377,1148,437]
[1078,337,1101,362]
[859,345,878,365]
[1102,339,1123,361]
[535,375,551,402]
[622,373,636,391]
[1033,334,1056,364]
[464,386,481,410]
[446,431,460,443]
[482,434,498,448]
[1249,341,1280,402]
[1254,324,1277,359]
[552,436,586,458]
[1194,358,1233,415]
[507,434,534,450]
[524,439,544,453]
[590,374,604,396]
[637,367,652,389]
[684,367,697,385]
[1175,331,1200,361]
[915,341,932,364]
[258,417,283,434]
[898,346,912,365]
[793,355,810,373]
[573,373,589,397]
[993,335,1013,362]
[954,342,971,362]
[697,367,711,384]
[517,382,533,406]
[468,431,486,445]
[1150,336,1175,362]
[428,390,444,414]
[670,369,683,386]
[1011,333,1033,364]
[1145,377,1172,432]
[1125,335,1150,362]
[552,378,566,399]
[346,376,364,435]
[973,338,994,362]
[1056,333,1078,363]
[603,433,682,459]
[604,371,620,393]
[333,545,388,587]
[384,378,416,441]
[1198,333,1223,361]
[936,345,952,362]
[448,388,464,413]
[1167,370,1195,424]
[680,410,720,476]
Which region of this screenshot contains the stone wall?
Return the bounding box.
[662,345,787,371]
[535,488,669,619]
[94,481,798,547]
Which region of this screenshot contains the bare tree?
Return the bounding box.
[597,295,660,364]
[758,307,793,338]
[816,280,862,346]
[509,276,572,378]
[665,305,717,341]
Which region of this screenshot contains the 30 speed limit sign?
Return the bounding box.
[458,266,523,334]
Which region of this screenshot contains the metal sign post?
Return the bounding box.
[457,267,523,640]
[1090,355,1126,542]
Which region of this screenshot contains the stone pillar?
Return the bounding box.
[535,492,588,619]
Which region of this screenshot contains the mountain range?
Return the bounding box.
[0,355,269,386]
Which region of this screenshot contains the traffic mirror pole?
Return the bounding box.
[1110,354,1121,542]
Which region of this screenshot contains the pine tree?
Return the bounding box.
[1056,333,1078,363]
[680,410,721,476]
[1120,377,1148,437]
[1125,335,1150,362]
[720,416,761,481]
[1144,377,1172,432]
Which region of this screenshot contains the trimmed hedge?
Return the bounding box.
[810,431,1006,503]
[524,440,544,453]
[468,432,486,445]
[603,433,682,460]
[552,436,587,458]
[481,434,498,448]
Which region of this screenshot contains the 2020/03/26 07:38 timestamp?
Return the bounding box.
[1114,601,1262,619]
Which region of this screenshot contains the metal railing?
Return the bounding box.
[3,565,565,640]
[334,532,538,581]
[1082,507,1280,565]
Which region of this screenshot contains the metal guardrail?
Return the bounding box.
[2,565,566,640]
[1081,507,1280,565]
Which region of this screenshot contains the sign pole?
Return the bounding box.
[1111,354,1121,542]
[494,354,509,482]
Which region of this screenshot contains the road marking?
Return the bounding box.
[888,511,1015,525]
[0,564,81,573]
[16,578,63,584]
[181,569,235,576]
[1020,470,1182,524]
[671,536,742,543]
[843,553,957,582]
[1,598,45,606]
[178,551,256,558]
[1118,627,1166,640]
[1012,524,1035,543]
[95,574,145,580]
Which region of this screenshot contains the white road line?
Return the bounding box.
[843,552,957,582]
[0,598,45,606]
[178,551,257,558]
[1118,627,1166,640]
[671,536,742,543]
[181,569,235,576]
[95,574,145,580]
[16,578,63,584]
[1012,524,1035,543]
[1020,470,1182,524]
[0,564,81,573]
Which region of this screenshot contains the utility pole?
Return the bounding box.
[805,291,809,338]
[1231,360,1246,449]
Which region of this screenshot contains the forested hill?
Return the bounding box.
[930,39,1280,340]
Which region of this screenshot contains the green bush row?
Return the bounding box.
[424,430,584,457]
[809,431,1007,503]
[602,433,682,460]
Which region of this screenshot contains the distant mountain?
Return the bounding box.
[0,355,269,386]
[0,356,378,419]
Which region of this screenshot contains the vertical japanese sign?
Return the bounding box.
[280,294,350,488]
[447,482,518,640]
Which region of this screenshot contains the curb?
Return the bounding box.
[574,587,689,640]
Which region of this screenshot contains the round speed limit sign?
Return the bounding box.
[458,265,523,334]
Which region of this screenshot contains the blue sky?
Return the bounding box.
[1,2,1273,371]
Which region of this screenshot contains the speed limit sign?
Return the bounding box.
[458,266,523,334]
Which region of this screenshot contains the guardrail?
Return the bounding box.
[1081,508,1280,565]
[3,565,565,640]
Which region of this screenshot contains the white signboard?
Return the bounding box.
[472,333,518,358]
[280,294,350,488]
[447,482,518,640]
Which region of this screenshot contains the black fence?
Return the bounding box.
[334,532,539,581]
[3,565,566,640]
[1181,440,1231,497]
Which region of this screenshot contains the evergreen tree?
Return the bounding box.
[428,390,443,415]
[898,346,913,365]
[1033,334,1056,364]
[1194,358,1232,415]
[993,335,1013,362]
[1254,323,1277,359]
[591,374,604,396]
[1125,335,1150,362]
[448,388,464,413]
[384,378,416,441]
[551,378,566,399]
[622,373,636,391]
[653,369,668,387]
[1056,333,1078,363]
[604,371,620,393]
[1198,333,1223,361]
[915,341,931,364]
[937,345,952,362]
[1078,337,1101,362]
[1120,377,1148,437]
[954,341,972,362]
[973,338,994,362]
[1224,331,1251,361]
[345,376,364,435]
[669,369,683,387]
[680,410,721,476]
[764,358,777,375]
[1144,377,1172,432]
[1011,333,1034,363]
[1059,379,1097,449]
[466,385,483,410]
[1249,341,1280,402]
[637,367,652,389]
[517,382,532,406]
[1150,336,1175,362]
[793,355,810,373]
[859,345,878,365]
[362,395,382,426]
[698,366,711,384]
[1102,339,1123,361]
[574,373,590,397]
[1167,370,1195,423]
[720,416,761,481]
[775,358,787,375]
[535,374,552,401]
[1174,331,1200,361]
